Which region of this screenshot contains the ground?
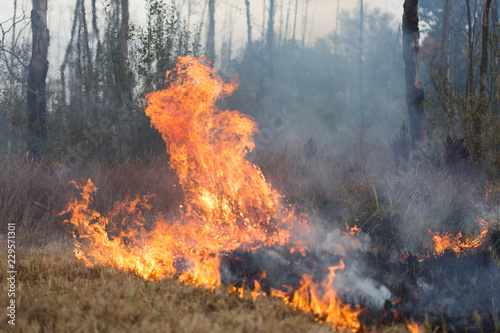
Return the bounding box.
[0,237,414,333]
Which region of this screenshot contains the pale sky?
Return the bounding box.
[0,0,403,69]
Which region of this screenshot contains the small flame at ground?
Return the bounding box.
[405,319,420,333]
[276,261,362,332]
[429,228,488,256]
[60,56,361,331]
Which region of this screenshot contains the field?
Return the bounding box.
[1,144,499,332]
[0,238,420,333]
[0,155,414,333]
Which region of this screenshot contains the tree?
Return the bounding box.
[117,0,129,98]
[334,0,340,54]
[292,0,298,42]
[27,0,49,157]
[472,0,492,161]
[268,0,275,77]
[480,0,492,98]
[206,0,215,62]
[245,0,252,48]
[440,0,456,93]
[403,0,425,143]
[466,0,476,96]
[359,0,364,126]
[492,0,499,104]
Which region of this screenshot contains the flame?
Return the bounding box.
[61,56,361,331]
[345,223,361,237]
[405,319,420,333]
[270,261,361,332]
[429,228,488,256]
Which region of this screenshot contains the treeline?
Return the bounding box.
[1,0,365,166]
[1,0,201,164]
[416,0,500,177]
[1,0,500,179]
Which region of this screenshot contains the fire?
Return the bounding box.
[429,228,488,256]
[60,56,361,331]
[405,319,420,333]
[280,260,362,332]
[345,223,361,237]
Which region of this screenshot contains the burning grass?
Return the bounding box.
[0,239,423,333]
[2,146,500,332]
[2,56,500,332]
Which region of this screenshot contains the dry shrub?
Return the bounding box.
[252,136,488,250]
[0,156,184,247]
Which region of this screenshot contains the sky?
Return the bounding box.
[0,0,404,70]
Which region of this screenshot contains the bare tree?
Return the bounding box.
[480,0,492,98]
[301,0,309,51]
[206,0,215,62]
[491,0,499,103]
[440,0,456,92]
[471,0,493,161]
[268,0,275,77]
[403,0,425,143]
[292,0,298,42]
[278,0,284,47]
[334,0,340,54]
[466,0,477,96]
[283,0,291,43]
[118,0,129,72]
[245,0,252,48]
[359,0,364,126]
[27,0,49,157]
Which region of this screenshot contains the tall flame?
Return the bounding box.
[60,56,360,331]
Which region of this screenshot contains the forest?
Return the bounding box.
[1,0,500,332]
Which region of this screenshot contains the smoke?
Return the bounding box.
[220,4,500,329]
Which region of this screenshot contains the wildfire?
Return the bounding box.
[272,261,362,332]
[429,228,488,256]
[405,319,420,333]
[60,56,361,331]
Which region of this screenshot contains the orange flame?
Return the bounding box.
[289,261,362,332]
[270,261,361,331]
[429,228,488,256]
[405,319,420,333]
[61,56,361,331]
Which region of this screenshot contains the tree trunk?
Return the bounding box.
[284,0,291,43]
[402,0,425,144]
[466,0,476,96]
[245,0,252,48]
[301,0,309,51]
[359,0,364,127]
[268,0,275,78]
[480,0,492,97]
[7,0,18,156]
[292,0,298,42]
[118,0,129,64]
[492,0,499,104]
[473,0,492,162]
[115,0,129,102]
[334,0,340,54]
[206,0,216,62]
[27,0,49,158]
[440,0,456,90]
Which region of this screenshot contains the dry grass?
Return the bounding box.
[0,157,184,246]
[0,238,414,333]
[0,239,327,333]
[1,149,491,332]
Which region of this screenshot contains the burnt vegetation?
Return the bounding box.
[2,0,500,332]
